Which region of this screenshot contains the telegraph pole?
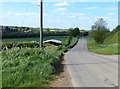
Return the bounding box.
[40,0,43,48]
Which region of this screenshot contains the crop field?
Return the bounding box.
[2,36,67,42]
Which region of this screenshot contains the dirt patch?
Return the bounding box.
[50,53,73,87]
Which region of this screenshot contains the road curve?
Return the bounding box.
[65,37,118,87]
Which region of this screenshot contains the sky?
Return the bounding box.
[1,1,119,30]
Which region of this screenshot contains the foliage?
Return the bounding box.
[2,36,79,87]
[68,27,80,37]
[2,46,63,87]
[2,42,54,49]
[2,36,67,49]
[104,25,120,44]
[87,38,119,55]
[2,36,67,42]
[90,18,110,43]
[90,29,109,43]
[68,37,78,48]
[62,36,72,46]
[91,18,108,31]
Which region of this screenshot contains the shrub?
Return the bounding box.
[68,28,80,37]
[16,42,40,48]
[2,42,17,49]
[90,29,109,43]
[62,36,72,46]
[2,42,54,49]
[68,37,79,48]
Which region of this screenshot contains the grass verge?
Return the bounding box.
[87,38,119,55]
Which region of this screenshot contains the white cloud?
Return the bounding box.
[54,2,69,6]
[62,12,69,15]
[55,8,67,11]
[108,12,115,15]
[62,12,84,18]
[79,17,92,20]
[30,1,39,5]
[93,16,107,20]
[15,12,39,16]
[85,7,99,9]
[69,15,76,18]
[106,7,118,10]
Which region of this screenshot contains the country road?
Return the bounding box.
[65,37,118,87]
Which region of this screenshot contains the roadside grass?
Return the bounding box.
[68,37,78,48]
[2,46,62,87]
[87,38,119,55]
[2,36,78,87]
[104,30,119,44]
[2,36,67,42]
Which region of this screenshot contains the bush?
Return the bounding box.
[2,42,17,49]
[90,29,109,43]
[16,42,40,48]
[68,37,79,48]
[62,36,72,46]
[68,28,80,37]
[2,41,54,49]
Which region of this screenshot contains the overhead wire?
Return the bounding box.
[18,0,30,38]
[21,0,30,26]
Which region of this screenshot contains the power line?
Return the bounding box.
[21,0,30,26]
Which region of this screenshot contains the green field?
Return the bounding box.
[2,36,67,42]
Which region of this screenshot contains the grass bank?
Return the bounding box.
[87,38,119,55]
[2,36,78,87]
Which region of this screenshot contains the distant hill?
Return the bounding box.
[104,25,120,44]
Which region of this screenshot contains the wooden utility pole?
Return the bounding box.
[40,0,43,48]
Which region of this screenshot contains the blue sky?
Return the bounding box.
[1,1,118,30]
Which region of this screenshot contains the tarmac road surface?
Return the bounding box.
[65,37,118,87]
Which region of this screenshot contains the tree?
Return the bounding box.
[90,18,110,43]
[94,18,107,30]
[91,25,96,30]
[68,27,80,37]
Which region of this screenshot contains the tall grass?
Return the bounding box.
[2,46,62,87]
[2,36,79,87]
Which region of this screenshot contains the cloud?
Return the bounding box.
[62,12,84,18]
[55,8,67,11]
[93,16,107,20]
[15,12,39,17]
[106,7,118,10]
[108,12,114,15]
[30,1,39,5]
[69,15,76,18]
[85,7,99,9]
[62,12,69,15]
[54,2,69,6]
